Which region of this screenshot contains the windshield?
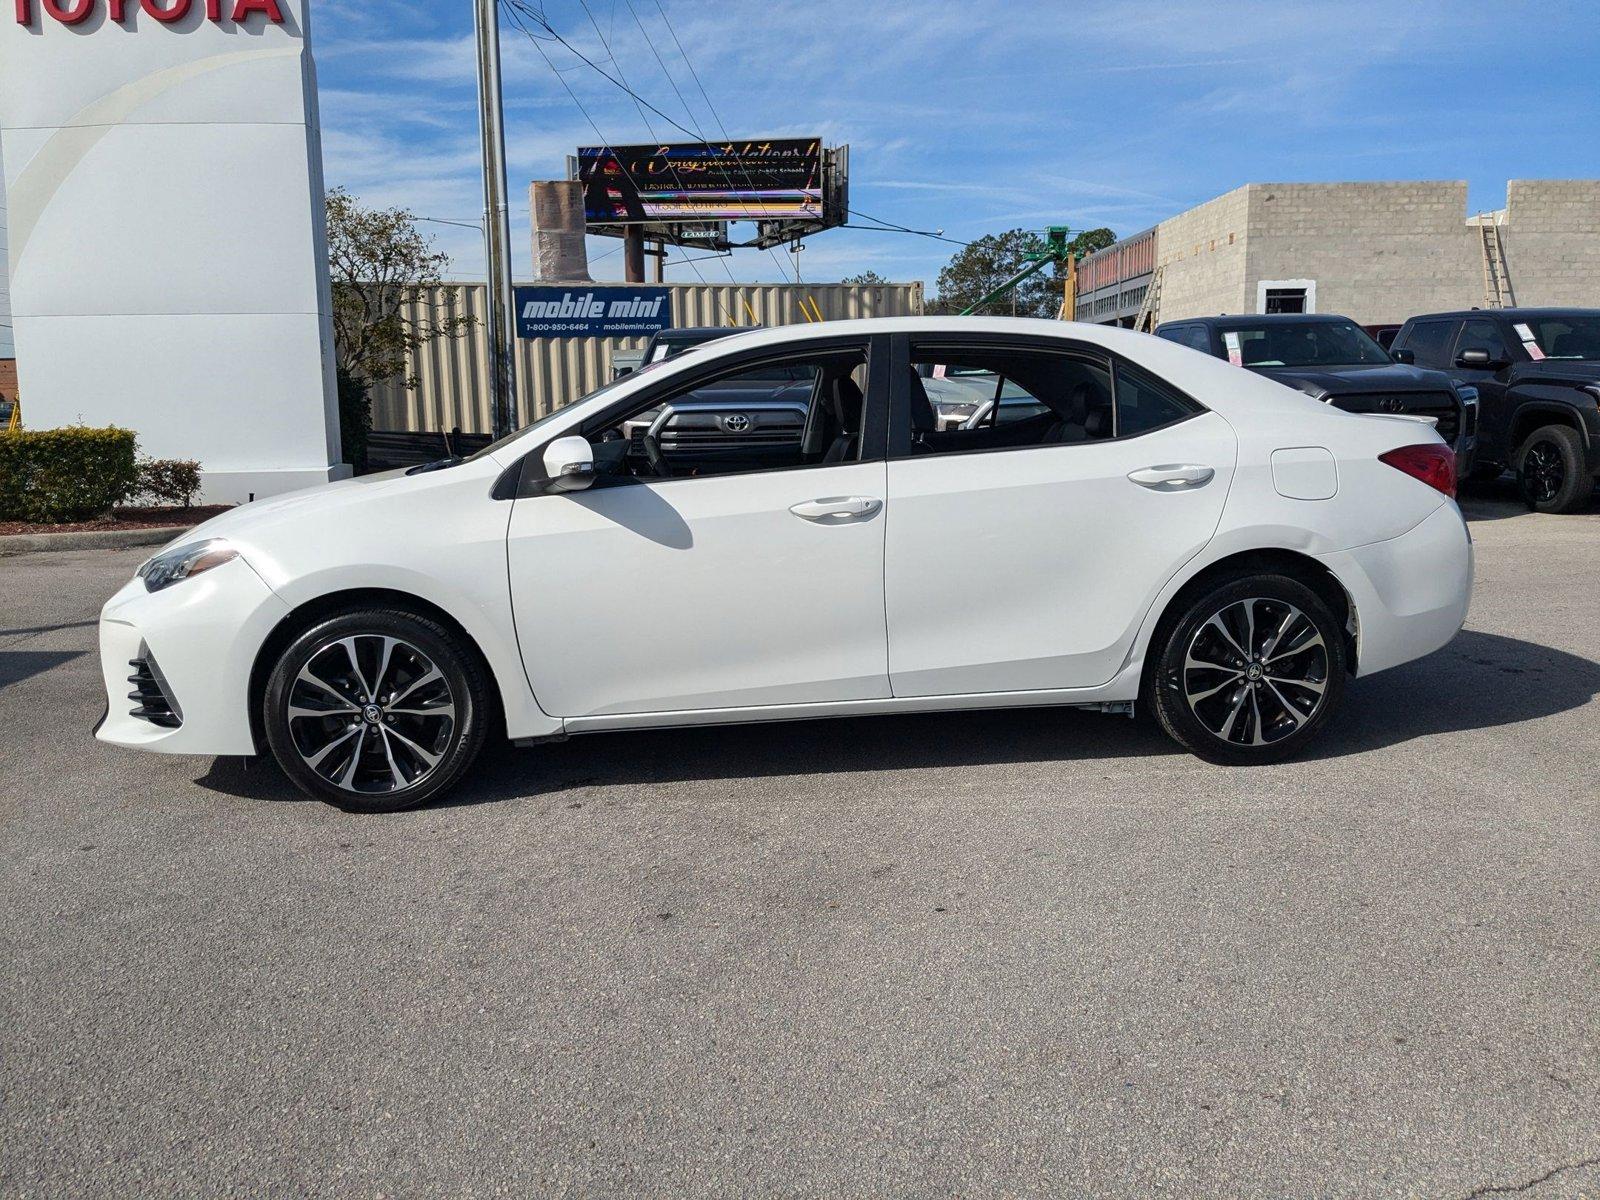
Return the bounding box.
[1222,321,1391,368]
[1514,315,1600,360]
[465,366,658,461]
[648,334,724,363]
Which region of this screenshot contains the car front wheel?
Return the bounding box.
[263,609,489,812]
[1148,574,1347,765]
[1516,424,1590,514]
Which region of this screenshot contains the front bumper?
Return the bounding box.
[95,555,290,756]
[1315,502,1474,678]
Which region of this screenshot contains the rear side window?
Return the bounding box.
[1399,320,1457,368]
[1116,362,1202,437]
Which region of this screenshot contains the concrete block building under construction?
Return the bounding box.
[1073,179,1600,328]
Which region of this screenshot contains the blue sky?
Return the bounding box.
[4,0,1599,359]
[309,0,1600,294]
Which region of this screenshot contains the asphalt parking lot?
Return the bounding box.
[2,487,1597,1198]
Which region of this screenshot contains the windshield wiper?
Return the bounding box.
[406,457,462,475]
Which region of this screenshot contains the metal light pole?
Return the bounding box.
[474,0,519,440]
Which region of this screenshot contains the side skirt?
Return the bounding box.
[553,672,1143,737]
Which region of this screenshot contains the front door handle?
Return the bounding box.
[789,496,882,522]
[1128,464,1215,491]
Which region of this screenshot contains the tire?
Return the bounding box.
[263,609,489,812]
[1146,574,1347,765]
[1516,424,1590,514]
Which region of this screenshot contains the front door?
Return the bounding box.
[1451,317,1520,465]
[884,336,1236,697]
[507,339,891,718]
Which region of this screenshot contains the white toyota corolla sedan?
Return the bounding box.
[96,318,1472,811]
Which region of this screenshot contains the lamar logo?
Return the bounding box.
[14,0,286,24]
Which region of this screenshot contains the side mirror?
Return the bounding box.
[1455,347,1500,368]
[1391,348,1415,364]
[541,435,595,493]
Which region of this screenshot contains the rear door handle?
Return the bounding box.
[789,496,882,521]
[1127,464,1215,490]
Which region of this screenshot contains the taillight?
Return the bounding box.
[1379,443,1456,497]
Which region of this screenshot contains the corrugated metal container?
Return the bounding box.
[366,281,924,434]
[1072,228,1158,323]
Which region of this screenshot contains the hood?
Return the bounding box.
[159,465,438,551]
[1250,362,1455,396]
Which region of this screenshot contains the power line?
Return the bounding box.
[503,0,699,141]
[646,0,813,284]
[847,207,970,247]
[415,215,485,232]
[512,0,802,288]
[619,0,799,287]
[498,0,736,322]
[572,0,741,290]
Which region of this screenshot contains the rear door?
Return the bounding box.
[882,334,1237,697]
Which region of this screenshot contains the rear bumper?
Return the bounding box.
[1316,502,1473,678]
[95,556,289,756]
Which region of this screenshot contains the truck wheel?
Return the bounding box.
[1516,424,1590,514]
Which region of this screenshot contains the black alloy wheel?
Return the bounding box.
[1517,424,1590,514]
[1148,574,1347,765]
[264,609,489,812]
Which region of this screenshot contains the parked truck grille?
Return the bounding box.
[128,652,183,728]
[1346,392,1461,447]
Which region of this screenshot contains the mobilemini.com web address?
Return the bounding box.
[522,322,667,334]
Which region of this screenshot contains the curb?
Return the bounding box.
[0,525,192,557]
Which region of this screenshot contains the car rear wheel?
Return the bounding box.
[1147,575,1347,765]
[263,609,489,812]
[1516,424,1590,514]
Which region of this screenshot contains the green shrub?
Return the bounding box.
[0,426,140,523]
[132,456,203,508]
[338,367,372,475]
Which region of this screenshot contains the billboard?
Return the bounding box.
[515,286,673,339]
[576,139,824,224]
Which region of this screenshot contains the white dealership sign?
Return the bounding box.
[1,0,346,501]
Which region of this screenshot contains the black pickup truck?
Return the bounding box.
[1155,314,1477,471]
[1390,308,1600,513]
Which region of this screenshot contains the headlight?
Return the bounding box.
[137,538,239,593]
[933,402,979,419]
[1455,385,1479,406]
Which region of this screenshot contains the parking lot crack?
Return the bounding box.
[1459,1155,1600,1198]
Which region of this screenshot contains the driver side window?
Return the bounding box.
[588,345,872,482]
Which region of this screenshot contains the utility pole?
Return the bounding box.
[474,0,519,440]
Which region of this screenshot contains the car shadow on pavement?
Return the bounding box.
[1459,476,1599,521]
[192,629,1599,809]
[1309,628,1600,759]
[195,705,1187,808]
[0,649,84,691]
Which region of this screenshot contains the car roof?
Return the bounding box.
[1403,307,1600,321]
[1160,314,1355,328]
[656,326,759,340]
